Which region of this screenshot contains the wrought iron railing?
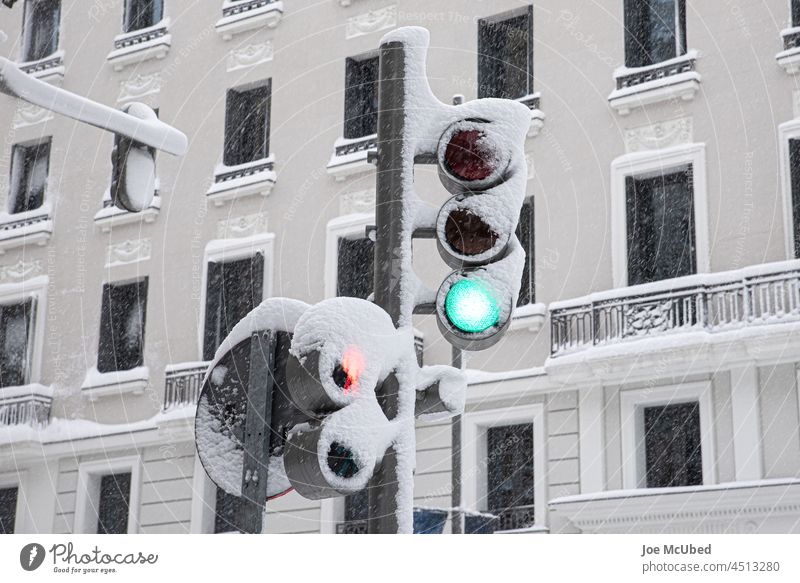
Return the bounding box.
[223,0,279,19]
[336,520,367,534]
[114,24,169,50]
[551,262,800,357]
[19,54,63,75]
[163,362,209,410]
[0,394,51,427]
[785,29,800,51]
[334,135,377,158]
[0,213,50,233]
[616,56,696,90]
[214,160,274,184]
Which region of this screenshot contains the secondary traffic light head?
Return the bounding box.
[110,103,157,213]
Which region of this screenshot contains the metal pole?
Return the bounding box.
[369,39,406,534]
[237,330,276,534]
[450,346,463,534]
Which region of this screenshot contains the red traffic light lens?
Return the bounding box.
[444,208,499,256]
[332,347,364,395]
[444,130,496,182]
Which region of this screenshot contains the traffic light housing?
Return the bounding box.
[110,103,158,213]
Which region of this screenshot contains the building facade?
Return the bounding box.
[1,0,800,534]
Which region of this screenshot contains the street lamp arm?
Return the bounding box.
[0,56,187,156]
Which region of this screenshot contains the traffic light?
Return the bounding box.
[110,103,158,213]
[432,114,530,351]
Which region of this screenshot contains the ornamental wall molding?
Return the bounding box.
[13,102,53,128]
[227,41,274,72]
[217,212,268,239]
[345,5,397,39]
[0,259,44,282]
[340,189,375,215]
[117,73,163,103]
[624,116,693,153]
[105,238,152,267]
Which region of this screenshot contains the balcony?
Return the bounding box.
[777,27,800,74]
[608,50,700,115]
[163,362,209,411]
[0,385,53,427]
[18,50,65,83]
[0,210,53,254]
[207,157,276,205]
[326,134,377,181]
[107,19,172,71]
[216,0,284,40]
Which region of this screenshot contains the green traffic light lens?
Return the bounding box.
[444,279,500,334]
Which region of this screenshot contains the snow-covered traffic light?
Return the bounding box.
[110,103,159,213]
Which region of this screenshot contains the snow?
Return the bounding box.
[217,1,284,28]
[81,366,149,389]
[207,156,277,196]
[612,48,699,78]
[0,383,53,400]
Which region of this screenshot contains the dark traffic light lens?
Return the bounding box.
[327,442,359,479]
[444,130,496,182]
[444,208,499,256]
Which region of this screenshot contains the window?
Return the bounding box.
[214,487,241,534]
[0,487,18,534]
[9,139,50,215]
[336,236,374,299]
[626,165,695,286]
[224,82,271,167]
[624,0,686,68]
[203,254,264,361]
[97,472,131,534]
[21,0,60,62]
[344,56,378,139]
[0,300,35,389]
[486,424,534,517]
[124,0,163,33]
[793,0,800,28]
[478,6,533,100]
[516,198,534,306]
[643,401,702,488]
[344,490,368,523]
[789,139,800,258]
[97,279,148,373]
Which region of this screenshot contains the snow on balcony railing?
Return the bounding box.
[784,27,800,51]
[0,384,53,427]
[615,53,697,90]
[163,361,209,411]
[550,260,800,357]
[0,210,53,253]
[114,21,170,51]
[334,135,377,158]
[18,50,65,80]
[223,0,279,19]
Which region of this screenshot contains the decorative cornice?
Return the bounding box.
[226,41,273,72]
[624,117,693,153]
[105,238,152,268]
[0,259,44,283]
[216,212,268,239]
[117,73,162,102]
[345,4,397,39]
[13,101,53,129]
[340,189,375,215]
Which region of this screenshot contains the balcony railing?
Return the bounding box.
[114,23,169,50]
[214,159,275,184]
[222,0,279,19]
[551,261,800,357]
[785,29,800,51]
[616,55,696,90]
[334,135,377,158]
[0,390,52,427]
[163,362,209,410]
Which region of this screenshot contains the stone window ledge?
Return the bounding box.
[18,50,65,84]
[0,208,53,254]
[216,0,284,41]
[516,93,545,138]
[81,366,149,401]
[509,302,546,333]
[94,194,161,233]
[327,134,376,182]
[207,156,276,205]
[107,19,172,72]
[608,50,700,116]
[777,27,800,74]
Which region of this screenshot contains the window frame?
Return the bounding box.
[74,455,142,534]
[8,138,52,216]
[123,0,164,34]
[611,143,709,288]
[620,381,715,489]
[0,278,47,391]
[223,80,272,168]
[477,5,535,100]
[623,0,687,69]
[461,404,546,530]
[21,0,61,63]
[198,234,274,360]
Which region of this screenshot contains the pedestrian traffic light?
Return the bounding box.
[110,103,158,212]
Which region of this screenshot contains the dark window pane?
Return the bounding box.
[22,0,60,62]
[97,473,131,534]
[644,402,702,488]
[344,489,369,522]
[344,56,379,139]
[0,487,18,534]
[214,487,242,533]
[516,198,534,306]
[97,279,148,373]
[336,237,374,300]
[626,165,695,286]
[487,424,534,513]
[203,254,265,361]
[224,82,271,166]
[790,139,800,259]
[124,0,163,33]
[624,0,685,68]
[794,0,800,27]
[9,140,50,214]
[0,299,34,389]
[478,7,533,99]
